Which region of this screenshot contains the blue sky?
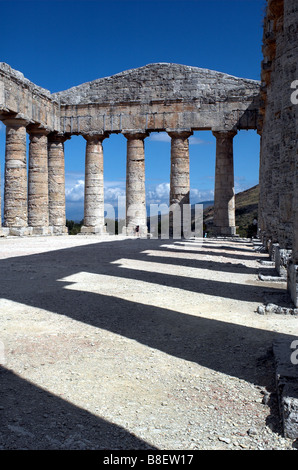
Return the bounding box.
[0,0,265,220]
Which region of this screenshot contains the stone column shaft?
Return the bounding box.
[168,131,192,237]
[48,133,68,234]
[169,131,192,207]
[81,134,107,234]
[213,130,237,236]
[124,132,148,236]
[28,128,51,233]
[3,118,28,231]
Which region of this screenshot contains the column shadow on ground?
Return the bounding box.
[139,252,260,275]
[0,238,294,389]
[0,366,155,450]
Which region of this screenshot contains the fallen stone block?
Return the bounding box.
[273,339,298,439]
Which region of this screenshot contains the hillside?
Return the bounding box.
[203,185,259,237]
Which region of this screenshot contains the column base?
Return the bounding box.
[29,226,54,236]
[213,226,237,236]
[52,225,69,235]
[287,260,298,308]
[275,248,292,278]
[123,225,148,237]
[269,242,279,261]
[80,225,107,235]
[1,225,68,237]
[0,227,10,237]
[5,226,33,237]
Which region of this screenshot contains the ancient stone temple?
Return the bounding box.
[0,62,261,238]
[0,0,297,304]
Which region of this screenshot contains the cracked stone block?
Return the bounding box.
[273,339,298,439]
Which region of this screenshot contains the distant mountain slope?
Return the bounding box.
[203,185,259,237]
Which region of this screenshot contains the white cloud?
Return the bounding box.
[104,185,125,202]
[190,188,214,202]
[146,182,213,206]
[64,175,214,217]
[65,179,84,202]
[189,136,211,145]
[147,183,170,204]
[149,132,170,143]
[65,175,126,205]
[149,132,212,145]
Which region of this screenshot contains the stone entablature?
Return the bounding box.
[53,63,261,135]
[0,62,261,137]
[0,63,60,132]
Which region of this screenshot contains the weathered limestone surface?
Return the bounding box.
[124,131,148,236]
[273,339,298,439]
[81,134,107,234]
[0,62,60,132]
[3,118,29,233]
[48,133,68,234]
[168,131,192,206]
[52,63,261,135]
[212,131,237,236]
[259,0,297,250]
[259,0,298,309]
[168,131,192,235]
[28,127,51,234]
[259,0,298,440]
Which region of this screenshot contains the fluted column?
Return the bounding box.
[168,130,193,237]
[81,134,108,234]
[124,131,148,236]
[212,130,237,236]
[28,126,52,234]
[3,118,29,235]
[48,133,68,234]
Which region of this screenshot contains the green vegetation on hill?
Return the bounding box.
[203,185,259,237]
[66,219,83,235]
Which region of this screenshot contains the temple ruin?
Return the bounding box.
[0,0,297,307]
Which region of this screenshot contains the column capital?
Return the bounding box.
[122,130,149,140]
[212,129,237,139]
[1,116,30,128]
[167,129,193,139]
[48,132,71,144]
[27,124,51,139]
[83,132,110,143]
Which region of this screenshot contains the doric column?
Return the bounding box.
[3,118,29,234]
[81,133,108,234]
[48,133,68,234]
[124,131,148,236]
[168,130,193,237]
[28,126,52,235]
[212,130,237,236]
[0,147,8,236]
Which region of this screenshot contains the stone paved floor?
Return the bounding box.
[0,235,297,450]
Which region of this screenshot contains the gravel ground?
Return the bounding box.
[0,235,297,450]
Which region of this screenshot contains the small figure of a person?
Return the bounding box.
[253,218,258,237]
[135,225,140,237]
